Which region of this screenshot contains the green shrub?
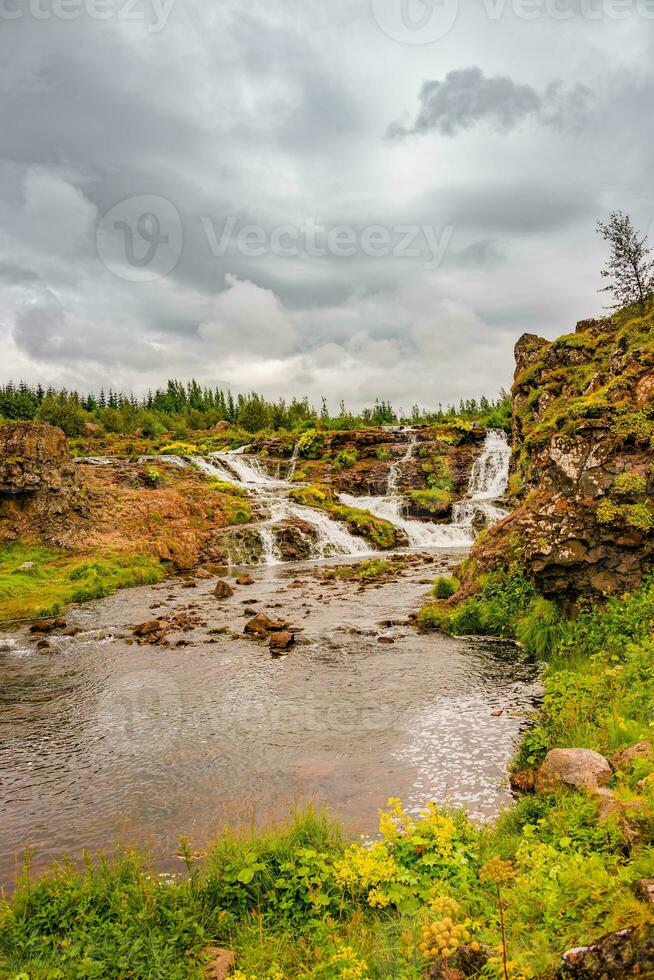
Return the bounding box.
[332,449,358,471]
[297,429,325,459]
[432,575,460,599]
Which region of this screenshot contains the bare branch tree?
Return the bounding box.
[596,211,654,312]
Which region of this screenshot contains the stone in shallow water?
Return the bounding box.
[213,580,234,599]
[269,630,295,652]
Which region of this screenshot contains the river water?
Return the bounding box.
[0,550,540,888]
[0,429,541,888]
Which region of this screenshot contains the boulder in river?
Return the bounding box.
[535,748,612,794]
[132,619,164,639]
[235,574,255,586]
[244,612,289,637]
[214,580,235,599]
[269,630,294,651]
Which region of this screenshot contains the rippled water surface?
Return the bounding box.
[0,550,541,887]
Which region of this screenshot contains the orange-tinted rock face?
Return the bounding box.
[0,421,76,494]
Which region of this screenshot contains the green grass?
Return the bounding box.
[418,568,565,658]
[0,542,166,622]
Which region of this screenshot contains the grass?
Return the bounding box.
[2,574,654,977]
[0,542,166,622]
[418,568,565,658]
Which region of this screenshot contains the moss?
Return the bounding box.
[408,488,453,513]
[623,503,654,532]
[613,471,647,497]
[597,499,621,525]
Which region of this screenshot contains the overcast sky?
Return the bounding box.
[1,0,653,411]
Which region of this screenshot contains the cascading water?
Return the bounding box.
[286,442,300,481]
[338,429,511,548]
[201,450,371,565]
[187,430,510,565]
[451,430,511,528]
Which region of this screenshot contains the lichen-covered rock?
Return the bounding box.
[559,925,654,978]
[0,422,76,494]
[535,748,612,793]
[610,740,653,771]
[470,304,654,598]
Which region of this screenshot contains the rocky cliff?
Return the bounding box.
[471,302,654,599]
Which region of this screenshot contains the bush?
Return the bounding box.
[432,576,460,599]
[332,449,358,471]
[297,429,325,459]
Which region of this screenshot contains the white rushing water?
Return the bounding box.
[339,429,510,549]
[185,430,510,565]
[204,450,370,564]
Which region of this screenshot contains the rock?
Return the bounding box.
[635,879,654,904]
[0,421,76,495]
[535,748,612,794]
[244,613,289,638]
[36,638,52,651]
[18,561,35,570]
[377,636,395,644]
[559,925,654,978]
[29,616,66,634]
[202,946,236,979]
[269,631,295,651]
[194,567,213,580]
[132,619,164,638]
[510,769,536,794]
[594,788,648,841]
[213,580,235,599]
[235,574,255,586]
[182,579,197,589]
[610,740,653,771]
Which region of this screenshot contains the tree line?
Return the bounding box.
[0,380,510,437]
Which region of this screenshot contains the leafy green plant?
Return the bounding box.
[432,576,460,600]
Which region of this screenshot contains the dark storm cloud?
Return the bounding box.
[388,67,592,138]
[0,0,653,406]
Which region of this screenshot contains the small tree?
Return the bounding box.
[597,211,654,312]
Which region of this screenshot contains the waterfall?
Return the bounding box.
[191,430,510,565]
[338,428,510,548]
[387,435,417,495]
[451,430,511,529]
[286,442,300,480]
[200,450,372,564]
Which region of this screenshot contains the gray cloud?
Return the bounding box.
[0,2,651,407]
[388,67,592,138]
